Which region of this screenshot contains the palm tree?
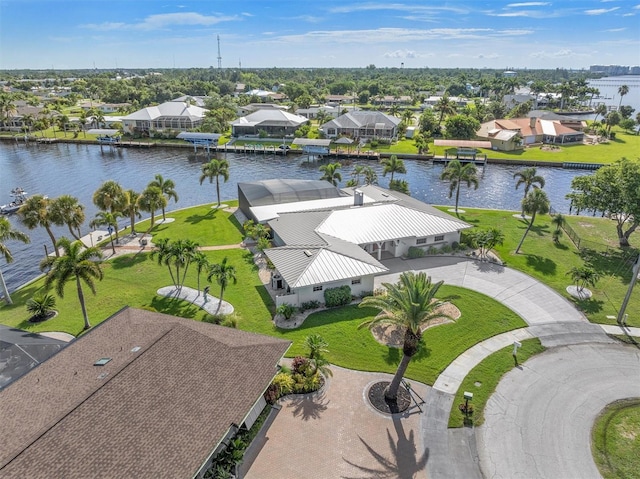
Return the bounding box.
[200,159,230,208]
[39,238,103,331]
[192,251,210,293]
[93,180,125,243]
[513,167,545,217]
[50,195,85,240]
[402,109,415,125]
[359,272,453,401]
[593,104,608,124]
[138,186,167,231]
[440,160,479,214]
[349,164,366,186]
[121,189,142,234]
[0,217,30,304]
[207,257,237,314]
[363,166,378,185]
[148,174,178,221]
[414,133,429,155]
[89,211,122,255]
[515,189,550,254]
[434,95,456,125]
[617,85,629,110]
[566,266,599,294]
[551,213,565,232]
[381,155,406,183]
[319,162,342,186]
[18,194,59,257]
[305,334,333,378]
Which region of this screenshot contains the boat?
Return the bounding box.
[0,187,29,215]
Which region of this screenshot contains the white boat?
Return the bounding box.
[0,188,29,215]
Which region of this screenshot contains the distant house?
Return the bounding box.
[372,95,413,107]
[230,110,308,137]
[0,307,290,479]
[244,181,470,307]
[244,89,286,101]
[79,101,131,113]
[422,96,470,109]
[121,99,208,135]
[319,111,401,140]
[295,105,341,119]
[236,103,289,117]
[477,117,585,151]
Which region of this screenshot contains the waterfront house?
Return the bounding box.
[477,117,585,151]
[121,99,208,136]
[319,111,401,140]
[0,307,290,479]
[230,109,308,138]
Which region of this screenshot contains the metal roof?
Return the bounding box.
[176,132,221,140]
[434,139,492,148]
[292,138,332,146]
[251,194,373,223]
[239,179,343,207]
[87,129,120,136]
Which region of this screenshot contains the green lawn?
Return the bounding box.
[448,338,545,428]
[591,399,640,479]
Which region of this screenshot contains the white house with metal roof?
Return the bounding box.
[230,110,308,137]
[121,100,208,135]
[261,183,471,307]
[319,111,401,140]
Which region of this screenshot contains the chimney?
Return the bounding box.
[354,189,364,206]
[529,117,536,129]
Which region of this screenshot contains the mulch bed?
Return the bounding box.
[367,380,411,414]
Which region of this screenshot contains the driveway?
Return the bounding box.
[244,366,430,479]
[477,343,640,479]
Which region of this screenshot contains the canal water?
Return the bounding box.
[0,142,592,292]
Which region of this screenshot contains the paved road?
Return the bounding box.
[477,343,640,479]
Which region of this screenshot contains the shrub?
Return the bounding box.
[272,372,295,396]
[26,293,56,321]
[324,285,352,307]
[202,313,226,325]
[451,241,460,251]
[276,303,297,320]
[408,246,425,259]
[427,246,438,255]
[291,356,311,376]
[359,290,373,299]
[440,244,453,254]
[299,300,321,312]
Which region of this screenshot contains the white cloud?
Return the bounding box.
[603,27,626,32]
[328,3,469,15]
[585,7,620,15]
[82,12,239,31]
[530,49,585,58]
[383,49,422,58]
[506,2,551,7]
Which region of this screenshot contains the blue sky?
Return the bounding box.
[1,0,639,70]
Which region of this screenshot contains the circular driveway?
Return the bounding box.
[477,343,640,479]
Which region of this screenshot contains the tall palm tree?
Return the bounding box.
[0,217,30,305]
[39,238,103,331]
[592,103,608,124]
[440,160,479,214]
[93,180,125,243]
[513,167,545,217]
[138,186,167,231]
[434,95,456,125]
[304,334,333,378]
[363,166,378,185]
[192,251,210,293]
[89,211,122,255]
[359,272,453,401]
[148,174,178,221]
[617,85,629,110]
[350,164,366,186]
[319,162,342,186]
[414,133,429,155]
[199,159,230,207]
[121,189,142,234]
[18,194,59,257]
[207,256,237,314]
[381,155,406,183]
[515,189,550,254]
[50,195,85,240]
[402,109,415,125]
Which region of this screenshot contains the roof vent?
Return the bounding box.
[94,358,112,366]
[304,250,313,257]
[131,346,141,353]
[354,190,364,206]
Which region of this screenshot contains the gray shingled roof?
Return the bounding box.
[0,308,290,479]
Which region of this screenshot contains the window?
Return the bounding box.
[416,238,427,245]
[313,285,323,292]
[434,235,445,242]
[351,278,361,285]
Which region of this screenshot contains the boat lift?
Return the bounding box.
[88,129,122,150]
[177,132,222,155]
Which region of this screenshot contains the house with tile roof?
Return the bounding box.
[121,99,208,135]
[0,307,290,479]
[256,183,471,307]
[230,109,308,137]
[477,117,585,151]
[319,111,401,140]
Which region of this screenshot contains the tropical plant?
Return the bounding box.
[276,303,297,320]
[18,194,59,257]
[305,333,333,377]
[192,251,210,293]
[350,164,366,186]
[566,266,600,293]
[414,133,429,155]
[89,211,122,255]
[121,189,142,234]
[26,293,56,321]
[515,189,550,254]
[150,238,198,289]
[319,162,342,186]
[363,165,378,185]
[199,158,230,207]
[207,256,237,313]
[39,238,103,331]
[93,180,125,243]
[513,167,545,217]
[617,84,629,110]
[466,227,505,261]
[359,272,453,402]
[440,159,479,214]
[389,179,410,195]
[551,213,565,232]
[434,95,457,125]
[138,185,167,231]
[0,217,30,304]
[381,154,406,183]
[148,174,178,221]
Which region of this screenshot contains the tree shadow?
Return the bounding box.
[580,247,639,281]
[572,297,604,314]
[525,254,557,276]
[254,284,275,312]
[185,208,218,225]
[553,242,569,251]
[384,346,401,366]
[289,391,330,421]
[342,417,429,479]
[108,252,150,269]
[149,295,201,318]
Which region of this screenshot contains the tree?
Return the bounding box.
[466,227,505,261]
[389,179,410,195]
[319,162,342,186]
[515,189,550,254]
[138,186,167,231]
[444,114,480,140]
[381,155,406,183]
[39,238,103,331]
[121,189,142,234]
[151,238,198,289]
[18,194,59,257]
[89,211,122,255]
[304,333,333,377]
[440,160,479,214]
[592,104,607,124]
[565,158,640,247]
[363,166,378,185]
[605,111,621,136]
[617,84,629,110]
[207,257,237,314]
[148,174,178,221]
[50,195,85,241]
[566,266,599,294]
[0,217,30,304]
[513,167,545,216]
[93,181,125,244]
[414,133,429,155]
[359,272,453,401]
[434,95,456,126]
[192,251,210,293]
[200,158,230,207]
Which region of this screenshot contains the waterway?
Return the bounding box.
[0,142,593,293]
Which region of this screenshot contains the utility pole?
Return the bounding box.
[618,255,640,325]
[217,35,222,71]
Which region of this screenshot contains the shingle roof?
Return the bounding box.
[320,111,401,130]
[0,308,290,479]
